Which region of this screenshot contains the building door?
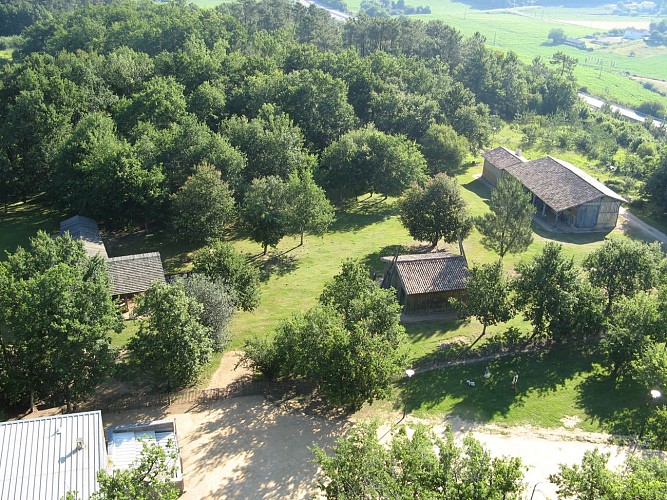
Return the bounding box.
[575,204,599,228]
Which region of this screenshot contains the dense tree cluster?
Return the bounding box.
[0,0,579,233]
[0,232,122,411]
[240,260,406,410]
[313,422,525,499]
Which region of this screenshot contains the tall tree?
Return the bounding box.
[0,231,121,412]
[513,242,579,338]
[601,291,665,377]
[241,175,290,254]
[221,104,315,187]
[192,240,261,312]
[284,171,336,246]
[453,261,514,348]
[180,274,236,351]
[476,176,536,259]
[318,125,427,200]
[398,173,473,249]
[583,238,664,312]
[170,163,235,245]
[243,260,406,410]
[128,282,213,389]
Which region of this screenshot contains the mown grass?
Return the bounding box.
[0,195,62,258]
[399,344,647,433]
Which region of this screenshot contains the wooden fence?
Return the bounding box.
[103,379,313,414]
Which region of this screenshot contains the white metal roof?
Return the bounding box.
[0,411,106,500]
[108,420,182,482]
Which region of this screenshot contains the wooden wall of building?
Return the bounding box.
[403,289,465,314]
[596,198,622,228]
[481,160,503,186]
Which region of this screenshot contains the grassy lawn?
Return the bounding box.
[399,344,647,434]
[0,150,657,426]
[0,195,62,258]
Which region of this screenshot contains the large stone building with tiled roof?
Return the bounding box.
[482,147,626,231]
[381,252,470,314]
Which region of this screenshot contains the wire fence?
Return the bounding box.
[103,379,314,414]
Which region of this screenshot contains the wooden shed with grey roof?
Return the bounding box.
[381,253,470,313]
[504,156,626,230]
[107,252,166,298]
[482,148,626,231]
[60,215,108,258]
[482,146,526,185]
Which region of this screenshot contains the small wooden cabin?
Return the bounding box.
[381,253,470,314]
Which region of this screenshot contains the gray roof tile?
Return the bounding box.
[483,146,526,169]
[504,156,626,212]
[106,252,166,296]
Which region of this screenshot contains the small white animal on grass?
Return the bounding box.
[466,379,476,387]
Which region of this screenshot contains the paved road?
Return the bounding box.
[619,207,667,248]
[579,92,665,128]
[297,0,351,21]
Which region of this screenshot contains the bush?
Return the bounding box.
[238,337,283,380]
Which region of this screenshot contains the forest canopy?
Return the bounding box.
[0,0,586,227]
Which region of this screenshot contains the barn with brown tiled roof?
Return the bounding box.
[380,253,470,314]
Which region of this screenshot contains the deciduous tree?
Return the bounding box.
[92,440,179,500]
[241,175,290,254]
[313,422,525,499]
[398,173,473,248]
[513,242,579,338]
[0,231,121,412]
[550,449,667,499]
[419,123,469,175]
[170,162,235,244]
[453,261,514,348]
[583,238,664,312]
[192,240,261,312]
[180,274,236,351]
[285,171,335,246]
[128,282,213,389]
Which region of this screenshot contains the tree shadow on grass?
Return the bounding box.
[531,221,611,245]
[575,368,647,436]
[461,178,492,207]
[331,196,398,233]
[256,251,300,282]
[404,318,469,346]
[400,345,596,423]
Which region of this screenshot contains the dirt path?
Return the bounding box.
[102,398,648,500]
[206,350,252,390]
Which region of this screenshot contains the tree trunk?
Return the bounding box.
[457,232,466,258]
[29,389,36,414]
[263,243,268,255]
[300,232,304,246]
[468,323,487,350]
